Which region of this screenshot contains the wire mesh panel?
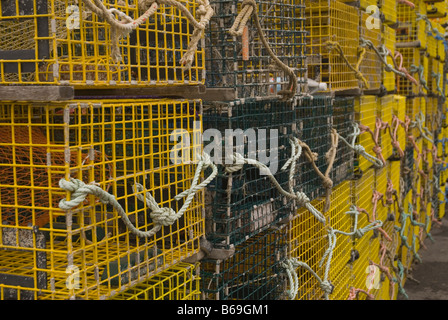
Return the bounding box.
[288,199,328,300]
[205,0,307,100]
[350,168,376,299]
[200,225,288,300]
[0,99,204,300]
[109,262,200,300]
[375,165,389,222]
[325,180,352,299]
[379,0,397,25]
[0,0,206,87]
[382,25,396,93]
[294,95,332,200]
[202,98,296,249]
[359,10,382,92]
[332,97,355,185]
[305,0,360,92]
[396,0,428,49]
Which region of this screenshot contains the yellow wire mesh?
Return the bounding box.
[382,25,396,92]
[375,165,389,222]
[305,0,360,91]
[427,1,447,18]
[355,96,378,173]
[0,99,204,300]
[109,262,201,300]
[396,0,428,49]
[350,168,376,299]
[288,199,328,300]
[325,180,352,300]
[396,48,422,96]
[360,10,382,91]
[427,35,438,59]
[379,0,397,24]
[0,0,205,87]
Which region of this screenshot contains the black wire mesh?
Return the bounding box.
[202,98,297,249]
[331,96,355,185]
[294,95,332,200]
[200,225,288,300]
[205,0,307,100]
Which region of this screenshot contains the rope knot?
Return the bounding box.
[320,280,334,295]
[150,207,179,227]
[353,145,366,154]
[295,192,310,206]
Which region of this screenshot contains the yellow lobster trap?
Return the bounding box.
[0,0,207,87]
[305,0,360,92]
[0,98,206,300]
[109,262,201,300]
[396,0,428,49]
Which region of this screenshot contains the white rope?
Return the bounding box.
[337,122,384,169]
[225,138,327,224]
[280,258,300,300]
[58,152,217,238]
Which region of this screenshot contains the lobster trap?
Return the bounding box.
[109,262,200,300]
[0,98,204,300]
[0,0,206,87]
[200,225,288,300]
[202,98,296,250]
[305,0,360,92]
[396,0,428,49]
[205,0,307,100]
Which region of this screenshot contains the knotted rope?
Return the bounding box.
[410,64,429,92]
[81,0,214,69]
[410,112,434,145]
[58,152,217,238]
[280,258,300,300]
[228,0,297,100]
[326,36,369,89]
[431,71,445,98]
[338,122,384,169]
[390,115,405,158]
